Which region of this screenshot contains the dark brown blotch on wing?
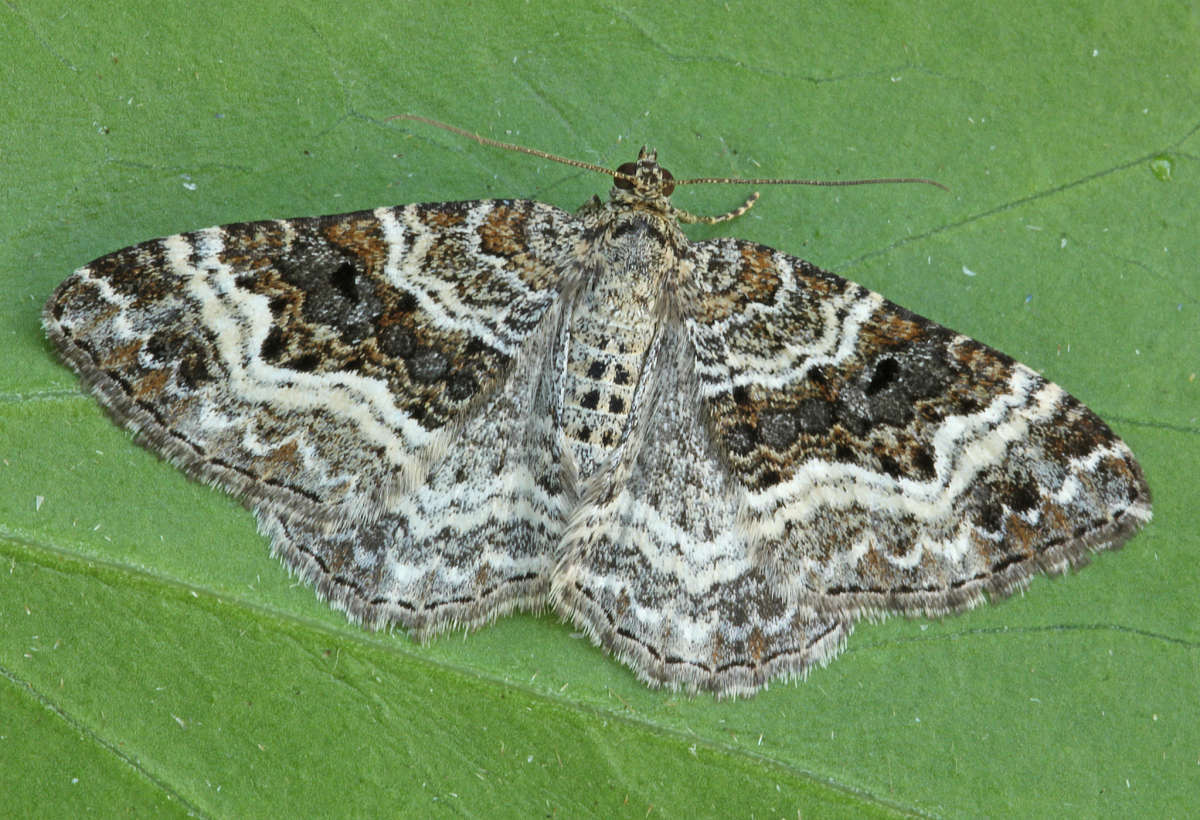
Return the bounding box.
[77,241,178,307]
[710,298,974,491]
[218,209,519,431]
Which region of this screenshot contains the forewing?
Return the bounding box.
[681,238,1151,618]
[44,200,578,526]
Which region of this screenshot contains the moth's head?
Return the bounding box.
[611,146,676,205]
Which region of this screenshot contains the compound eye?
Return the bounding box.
[614,161,638,189]
[660,167,675,196]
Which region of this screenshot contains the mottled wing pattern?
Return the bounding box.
[552,321,851,695]
[680,238,1152,619]
[45,200,578,529]
[257,295,572,633]
[44,140,1154,697]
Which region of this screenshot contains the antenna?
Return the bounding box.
[393,115,949,218]
[391,115,634,183]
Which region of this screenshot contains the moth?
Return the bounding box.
[44,117,1150,697]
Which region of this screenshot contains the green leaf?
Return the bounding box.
[3,1,1195,816]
